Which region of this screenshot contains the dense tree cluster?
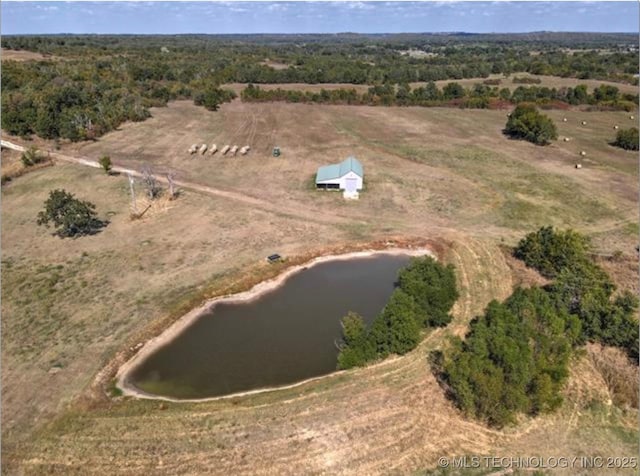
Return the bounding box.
[504,104,558,145]
[241,82,638,111]
[516,227,639,360]
[436,227,638,427]
[1,60,235,141]
[612,127,639,151]
[440,287,579,426]
[2,33,637,141]
[337,256,458,369]
[3,32,637,85]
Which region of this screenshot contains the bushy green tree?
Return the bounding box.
[397,256,459,327]
[593,84,619,102]
[442,82,465,100]
[369,289,421,357]
[337,312,375,369]
[504,103,558,145]
[612,127,639,151]
[513,226,591,278]
[193,88,237,111]
[37,189,106,238]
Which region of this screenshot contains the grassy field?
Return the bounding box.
[224,73,639,96]
[2,98,638,474]
[0,48,59,62]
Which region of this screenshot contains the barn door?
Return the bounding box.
[345,178,358,192]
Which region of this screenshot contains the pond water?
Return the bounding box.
[127,254,411,399]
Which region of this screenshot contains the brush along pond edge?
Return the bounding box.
[116,247,435,403]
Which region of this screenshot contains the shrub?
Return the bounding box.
[513,76,541,84]
[612,127,639,151]
[20,146,44,166]
[37,189,106,238]
[99,155,112,174]
[504,103,558,145]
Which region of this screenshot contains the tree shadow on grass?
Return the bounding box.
[51,219,110,239]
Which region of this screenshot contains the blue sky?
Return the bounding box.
[2,1,638,35]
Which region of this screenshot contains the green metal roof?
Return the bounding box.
[316,156,363,182]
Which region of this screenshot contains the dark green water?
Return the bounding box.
[128,254,411,399]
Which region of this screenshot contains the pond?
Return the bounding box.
[124,253,415,399]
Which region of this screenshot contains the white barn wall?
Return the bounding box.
[316,171,363,190]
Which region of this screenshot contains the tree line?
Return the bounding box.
[3,33,637,85]
[241,82,639,111]
[433,227,638,427]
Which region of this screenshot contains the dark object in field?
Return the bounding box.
[267,254,282,263]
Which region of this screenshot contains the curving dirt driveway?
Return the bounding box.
[1,139,356,227]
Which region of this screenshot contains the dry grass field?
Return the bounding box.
[2,98,638,474]
[431,72,639,94]
[224,73,639,96]
[0,48,58,62]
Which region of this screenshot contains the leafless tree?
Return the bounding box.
[166,173,178,199]
[142,166,160,199]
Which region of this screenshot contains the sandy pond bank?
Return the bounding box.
[116,247,434,402]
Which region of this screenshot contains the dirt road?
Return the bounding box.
[1,139,357,227]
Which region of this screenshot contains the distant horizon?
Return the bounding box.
[2,31,638,36]
[2,2,638,35]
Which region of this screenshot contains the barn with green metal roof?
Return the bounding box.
[315,157,364,197]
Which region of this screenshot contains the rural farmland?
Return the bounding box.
[1,9,639,476]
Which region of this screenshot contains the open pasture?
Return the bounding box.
[2,99,638,474]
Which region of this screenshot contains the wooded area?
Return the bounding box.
[2,33,638,141]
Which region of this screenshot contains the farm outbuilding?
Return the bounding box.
[316,156,364,198]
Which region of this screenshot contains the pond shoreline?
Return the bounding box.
[116,247,434,402]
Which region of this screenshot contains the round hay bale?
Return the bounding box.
[581,121,587,125]
[562,118,567,122]
[575,163,582,169]
[614,125,619,130]
[563,137,570,142]
[630,115,635,120]
[580,151,586,156]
